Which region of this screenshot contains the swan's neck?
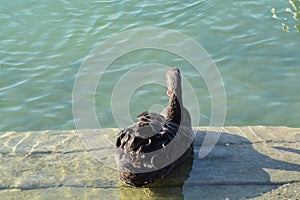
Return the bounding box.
[166,94,182,125]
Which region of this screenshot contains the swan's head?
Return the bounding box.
[166,67,182,97]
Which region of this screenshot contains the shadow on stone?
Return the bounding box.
[273,146,300,155]
[116,130,300,199]
[183,131,300,199]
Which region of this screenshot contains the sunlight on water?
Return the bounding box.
[271,0,300,32]
[0,0,300,132]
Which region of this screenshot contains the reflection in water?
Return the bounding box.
[271,0,300,32]
[118,157,194,200]
[289,0,300,19]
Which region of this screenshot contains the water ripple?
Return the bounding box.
[0,79,28,91]
[0,0,300,131]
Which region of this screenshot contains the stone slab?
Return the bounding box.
[0,126,299,199]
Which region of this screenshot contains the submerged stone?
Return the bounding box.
[0,126,299,199]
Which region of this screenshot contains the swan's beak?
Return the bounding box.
[167,89,171,96]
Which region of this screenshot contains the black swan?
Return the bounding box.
[115,67,194,187]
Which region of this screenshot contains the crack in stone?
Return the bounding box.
[1,181,299,191]
[248,126,265,143]
[0,147,116,158]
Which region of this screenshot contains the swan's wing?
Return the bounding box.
[116,110,194,187]
[137,111,166,135]
[116,111,165,152]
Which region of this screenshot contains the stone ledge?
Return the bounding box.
[0,126,299,199]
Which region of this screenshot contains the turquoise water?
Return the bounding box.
[0,0,300,132]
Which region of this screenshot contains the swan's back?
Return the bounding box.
[116,111,167,153]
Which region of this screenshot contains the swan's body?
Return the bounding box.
[115,68,194,187]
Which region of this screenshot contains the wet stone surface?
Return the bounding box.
[0,126,299,199]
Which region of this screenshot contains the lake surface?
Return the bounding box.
[1,0,300,132]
